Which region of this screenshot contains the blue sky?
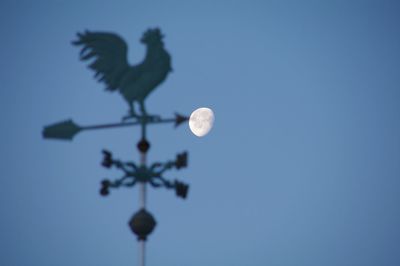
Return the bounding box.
[1,1,400,265]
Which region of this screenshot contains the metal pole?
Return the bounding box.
[139,239,145,266]
[138,156,146,266]
[138,131,147,266]
[139,152,147,208]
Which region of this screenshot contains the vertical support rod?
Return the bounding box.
[139,239,145,266]
[138,120,148,266]
[138,150,146,266]
[139,152,147,208]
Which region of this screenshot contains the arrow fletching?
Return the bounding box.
[42,119,82,140]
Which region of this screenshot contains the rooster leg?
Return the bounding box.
[139,100,148,117]
[122,102,138,121]
[129,102,137,117]
[139,101,160,122]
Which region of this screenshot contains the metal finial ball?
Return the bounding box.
[137,139,150,153]
[129,208,157,241]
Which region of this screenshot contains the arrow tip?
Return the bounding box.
[174,113,189,128]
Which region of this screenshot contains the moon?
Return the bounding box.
[189,107,215,137]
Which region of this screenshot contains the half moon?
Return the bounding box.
[189,107,215,137]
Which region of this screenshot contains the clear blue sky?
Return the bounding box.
[1,1,400,265]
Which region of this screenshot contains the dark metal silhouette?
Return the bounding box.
[72,28,172,120]
[129,209,157,241]
[43,113,188,140]
[43,28,192,266]
[99,148,188,198]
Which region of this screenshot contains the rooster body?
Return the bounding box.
[73,28,172,118]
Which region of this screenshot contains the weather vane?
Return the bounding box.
[42,28,214,266]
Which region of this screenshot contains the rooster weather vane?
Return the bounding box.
[73,28,172,120]
[43,28,201,266]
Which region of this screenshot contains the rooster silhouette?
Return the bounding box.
[73,28,172,120]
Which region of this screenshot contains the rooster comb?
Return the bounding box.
[142,28,164,40]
